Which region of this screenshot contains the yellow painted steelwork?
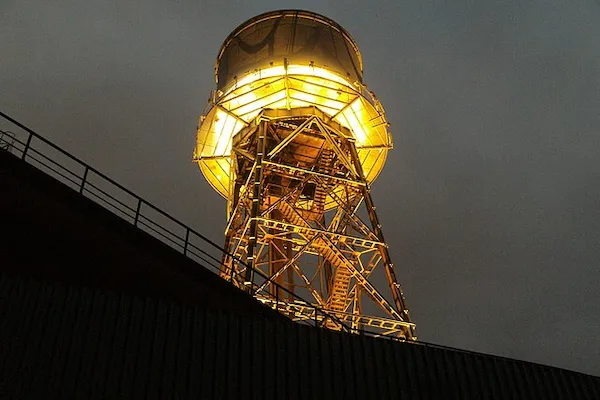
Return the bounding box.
[193,10,414,339]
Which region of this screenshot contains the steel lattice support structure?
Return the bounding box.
[219,108,414,339]
[194,10,416,339]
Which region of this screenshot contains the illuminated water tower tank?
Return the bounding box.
[194,10,415,339]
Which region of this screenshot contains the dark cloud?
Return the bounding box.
[2,0,599,375]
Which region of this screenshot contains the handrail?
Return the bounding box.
[0,129,15,151]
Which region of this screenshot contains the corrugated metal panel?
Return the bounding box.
[1,273,599,399]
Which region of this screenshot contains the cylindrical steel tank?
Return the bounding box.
[195,10,392,205]
[215,10,363,91]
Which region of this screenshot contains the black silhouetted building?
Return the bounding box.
[1,120,599,399]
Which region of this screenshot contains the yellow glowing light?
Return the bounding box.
[287,65,356,88]
[232,66,287,92]
[334,98,368,145]
[196,64,391,200]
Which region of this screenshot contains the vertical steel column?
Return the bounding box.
[244,120,267,286]
[347,139,413,329]
[352,288,362,333]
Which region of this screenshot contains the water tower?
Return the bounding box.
[194,10,415,339]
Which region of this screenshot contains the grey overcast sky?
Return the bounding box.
[2,0,599,376]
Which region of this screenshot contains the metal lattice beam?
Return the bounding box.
[219,110,415,339]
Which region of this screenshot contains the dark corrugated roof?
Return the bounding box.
[1,273,598,399]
